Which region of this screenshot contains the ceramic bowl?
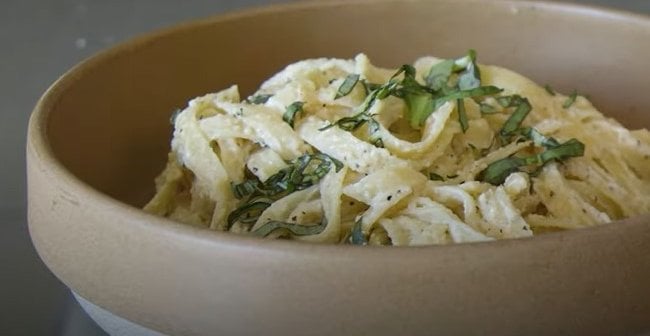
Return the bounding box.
[27,1,650,335]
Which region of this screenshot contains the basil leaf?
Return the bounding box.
[405,93,435,129]
[335,74,360,99]
[361,80,382,95]
[539,138,585,163]
[283,101,304,128]
[247,93,273,104]
[406,85,502,129]
[253,220,326,237]
[320,112,372,132]
[479,102,498,114]
[232,180,258,199]
[227,153,342,229]
[478,156,526,185]
[499,97,531,136]
[425,59,454,91]
[226,198,273,229]
[457,99,469,133]
[544,84,556,96]
[350,219,368,245]
[563,90,578,108]
[478,138,585,185]
[520,127,560,148]
[457,50,480,91]
[452,49,477,70]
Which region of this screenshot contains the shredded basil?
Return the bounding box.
[457,99,469,133]
[425,59,454,91]
[227,153,342,229]
[457,50,480,90]
[335,74,360,99]
[232,179,258,199]
[226,198,273,228]
[538,138,585,162]
[321,74,401,147]
[563,90,578,108]
[409,86,502,128]
[519,127,560,148]
[478,138,585,185]
[479,102,498,114]
[326,51,501,135]
[253,220,326,237]
[247,93,273,104]
[478,157,526,185]
[283,101,304,128]
[499,96,532,137]
[350,219,368,245]
[544,84,556,96]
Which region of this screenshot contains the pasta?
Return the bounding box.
[144,52,650,246]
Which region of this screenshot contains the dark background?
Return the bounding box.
[2,1,648,335]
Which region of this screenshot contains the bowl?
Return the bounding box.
[27,1,650,335]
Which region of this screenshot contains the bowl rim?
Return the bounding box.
[27,0,650,256]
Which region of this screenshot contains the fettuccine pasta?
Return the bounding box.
[144,52,650,246]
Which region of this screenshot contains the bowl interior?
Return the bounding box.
[42,0,650,209]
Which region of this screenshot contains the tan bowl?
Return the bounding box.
[27,1,650,335]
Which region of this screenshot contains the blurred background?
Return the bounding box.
[1,0,648,335]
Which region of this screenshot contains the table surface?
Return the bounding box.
[2,0,648,335]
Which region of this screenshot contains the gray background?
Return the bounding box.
[1,0,648,335]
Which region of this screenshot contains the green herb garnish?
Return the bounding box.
[478,157,526,185]
[227,153,342,230]
[499,96,532,137]
[478,138,585,185]
[537,138,585,162]
[457,50,481,90]
[320,73,401,146]
[227,198,273,227]
[283,101,304,128]
[326,50,501,136]
[563,90,578,108]
[247,93,273,104]
[544,84,556,96]
[350,219,368,245]
[519,127,560,148]
[253,220,326,237]
[425,59,454,91]
[232,179,258,199]
[457,99,469,133]
[335,74,360,99]
[479,102,498,114]
[408,85,502,128]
